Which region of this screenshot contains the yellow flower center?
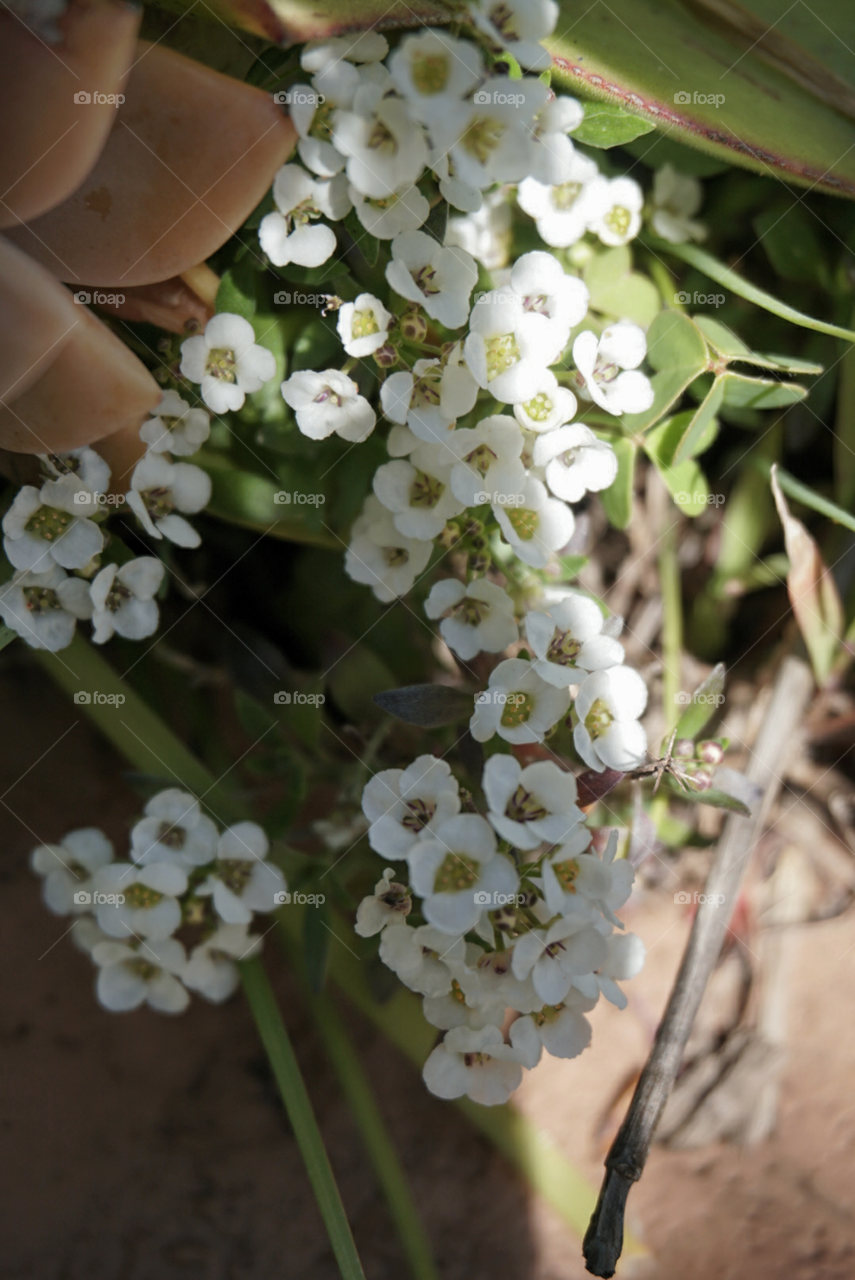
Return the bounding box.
[484,333,520,380]
[500,692,534,729]
[433,852,479,894]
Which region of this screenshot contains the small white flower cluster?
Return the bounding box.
[30,789,285,1013]
[127,388,213,549]
[356,753,644,1105]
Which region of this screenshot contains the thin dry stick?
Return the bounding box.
[583,656,815,1278]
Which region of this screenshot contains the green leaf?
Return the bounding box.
[303,901,331,994]
[0,625,17,653]
[373,683,475,728]
[548,0,855,196]
[275,254,347,286]
[647,238,855,343]
[216,266,256,320]
[328,646,397,723]
[674,663,726,739]
[583,245,660,326]
[720,372,807,409]
[692,316,823,374]
[343,208,380,268]
[755,461,855,535]
[234,689,279,741]
[672,376,725,464]
[196,452,338,548]
[753,201,829,285]
[621,310,710,435]
[583,245,632,295]
[599,437,636,528]
[571,99,655,148]
[669,781,750,815]
[421,197,450,246]
[645,408,719,468]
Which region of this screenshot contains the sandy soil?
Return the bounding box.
[2,658,855,1280]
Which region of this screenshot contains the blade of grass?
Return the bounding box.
[753,460,855,534]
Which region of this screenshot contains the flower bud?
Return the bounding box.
[697,739,725,765]
[373,343,399,368]
[400,308,427,343]
[674,738,695,759]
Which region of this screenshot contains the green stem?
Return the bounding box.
[659,522,683,732]
[753,459,855,535]
[240,958,366,1280]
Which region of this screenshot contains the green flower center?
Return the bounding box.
[367,118,397,154]
[216,859,254,894]
[156,821,186,850]
[23,585,62,615]
[552,181,582,211]
[463,443,498,477]
[522,392,554,423]
[484,333,520,380]
[604,205,631,237]
[461,117,506,164]
[105,581,133,614]
[450,595,488,626]
[500,692,534,729]
[142,486,174,521]
[411,52,450,95]
[433,852,479,894]
[409,469,445,509]
[505,784,549,823]
[506,507,538,541]
[412,374,441,408]
[384,546,410,567]
[449,978,467,1004]
[552,857,579,892]
[584,696,613,739]
[413,264,440,297]
[308,100,335,143]
[534,1004,563,1027]
[124,883,165,909]
[351,308,381,339]
[547,629,582,666]
[127,958,159,980]
[206,348,237,382]
[463,1051,491,1066]
[25,505,73,542]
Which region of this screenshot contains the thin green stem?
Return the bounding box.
[658,523,683,731]
[240,957,366,1280]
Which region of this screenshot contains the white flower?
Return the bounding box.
[424,577,517,662]
[94,861,188,940]
[337,291,392,357]
[373,443,465,540]
[183,924,262,1002]
[512,916,608,1005]
[92,938,189,1014]
[362,754,461,859]
[572,323,654,416]
[379,921,466,996]
[180,313,276,414]
[290,80,353,178]
[431,78,545,190]
[483,755,584,850]
[129,788,219,869]
[574,666,648,772]
[354,867,412,937]
[281,369,375,441]
[127,453,211,548]
[467,0,558,71]
[0,563,91,651]
[349,183,430,238]
[409,814,519,935]
[650,164,706,244]
[509,987,597,1064]
[140,390,210,456]
[259,165,348,268]
[422,980,505,1032]
[527,96,585,185]
[448,414,526,507]
[30,828,114,915]
[423,1024,526,1105]
[345,494,432,602]
[380,360,453,444]
[510,249,589,362]
[332,82,428,198]
[386,230,478,329]
[493,475,574,569]
[39,446,111,495]
[387,424,419,456]
[2,475,103,573]
[197,822,285,925]
[470,657,570,745]
[464,290,551,404]
[541,830,635,925]
[517,155,602,247]
[533,424,618,503]
[588,176,644,247]
[389,29,483,120]
[446,189,512,269]
[513,372,577,433]
[574,930,645,1008]
[526,592,625,687]
[89,557,164,645]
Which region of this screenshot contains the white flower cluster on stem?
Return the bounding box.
[356,753,645,1104]
[29,789,285,1013]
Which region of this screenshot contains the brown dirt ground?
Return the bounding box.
[2,658,855,1280]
